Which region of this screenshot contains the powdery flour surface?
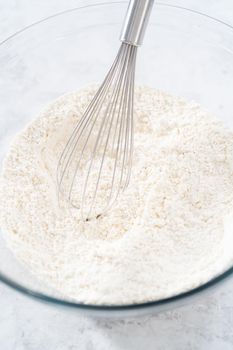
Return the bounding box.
[1,86,233,305]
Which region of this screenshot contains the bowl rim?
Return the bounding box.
[1,1,233,312]
[1,1,233,47]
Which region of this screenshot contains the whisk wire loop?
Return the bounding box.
[57,43,137,219]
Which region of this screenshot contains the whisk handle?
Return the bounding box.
[120,0,154,46]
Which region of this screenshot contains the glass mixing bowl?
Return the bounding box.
[1,1,233,317]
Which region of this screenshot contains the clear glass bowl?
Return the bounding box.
[1,1,233,317]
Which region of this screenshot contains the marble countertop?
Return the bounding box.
[1,1,233,349]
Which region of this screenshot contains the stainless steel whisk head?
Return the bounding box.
[57,0,154,220]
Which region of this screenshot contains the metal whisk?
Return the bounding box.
[57,0,154,220]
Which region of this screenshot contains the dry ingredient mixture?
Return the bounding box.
[1,85,233,305]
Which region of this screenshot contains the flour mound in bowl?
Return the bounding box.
[1,85,233,305]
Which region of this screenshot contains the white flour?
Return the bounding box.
[1,85,233,305]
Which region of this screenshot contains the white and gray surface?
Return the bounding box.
[1,1,233,349]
